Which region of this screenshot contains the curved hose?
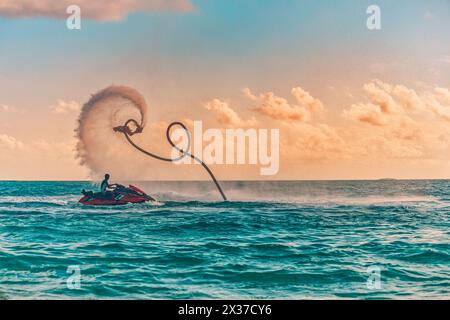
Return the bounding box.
[113,119,227,201]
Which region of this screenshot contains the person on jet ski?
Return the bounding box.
[100,174,118,199]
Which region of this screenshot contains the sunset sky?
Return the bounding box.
[0,0,449,180]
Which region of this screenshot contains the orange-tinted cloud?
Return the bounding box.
[206,88,348,164]
[209,83,450,166]
[0,104,24,114]
[425,87,450,121]
[243,87,323,122]
[50,100,80,114]
[0,134,24,150]
[341,81,450,166]
[3,81,450,180]
[204,98,257,127]
[342,102,389,126]
[280,123,350,162]
[344,81,450,127]
[291,87,324,113]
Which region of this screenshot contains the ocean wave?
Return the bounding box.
[0,180,449,299]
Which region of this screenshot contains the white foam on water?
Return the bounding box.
[0,196,72,205]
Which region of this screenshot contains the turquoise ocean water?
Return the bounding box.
[0,180,448,299]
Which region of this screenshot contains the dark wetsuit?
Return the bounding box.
[101,179,109,194]
[100,179,114,199]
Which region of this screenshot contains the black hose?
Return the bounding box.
[114,119,227,201]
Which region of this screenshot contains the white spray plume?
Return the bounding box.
[75,85,148,179]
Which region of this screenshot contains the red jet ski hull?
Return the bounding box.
[79,185,154,206]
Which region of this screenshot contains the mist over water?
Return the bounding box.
[0,180,449,299]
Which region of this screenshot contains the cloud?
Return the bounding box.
[362,81,401,114]
[1,104,14,112]
[0,104,23,113]
[0,0,193,21]
[254,92,308,121]
[50,99,80,114]
[204,99,257,127]
[342,80,430,126]
[0,134,24,150]
[341,81,450,164]
[423,89,450,129]
[364,135,424,159]
[0,133,75,155]
[242,88,258,101]
[433,87,450,104]
[342,102,388,126]
[31,140,75,157]
[281,123,349,162]
[208,83,448,165]
[244,87,323,122]
[291,87,324,113]
[243,87,348,162]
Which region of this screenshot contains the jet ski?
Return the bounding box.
[79,184,155,206]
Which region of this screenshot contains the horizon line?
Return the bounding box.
[0,178,449,182]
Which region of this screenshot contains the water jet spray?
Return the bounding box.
[76,85,227,201]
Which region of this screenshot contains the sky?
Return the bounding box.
[0,0,449,180]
